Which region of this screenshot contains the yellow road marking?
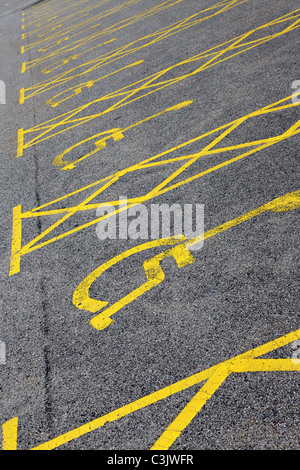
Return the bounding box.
[53,100,192,169]
[20,8,300,104]
[74,191,300,330]
[10,94,300,275]
[21,0,182,68]
[2,418,18,450]
[17,10,300,154]
[3,330,300,450]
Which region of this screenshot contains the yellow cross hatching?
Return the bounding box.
[17,8,300,157]
[3,328,300,450]
[10,94,300,276]
[19,0,249,79]
[22,0,119,31]
[52,99,193,169]
[21,0,182,49]
[22,0,92,23]
[19,0,251,100]
[20,0,185,69]
[22,0,298,103]
[22,0,114,39]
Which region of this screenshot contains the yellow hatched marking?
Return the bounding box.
[10,95,300,276]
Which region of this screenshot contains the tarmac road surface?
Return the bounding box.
[0,0,299,451]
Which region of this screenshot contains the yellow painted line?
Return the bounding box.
[19,88,25,105]
[22,0,141,40]
[22,0,121,29]
[10,0,300,440]
[21,0,248,73]
[2,418,18,450]
[47,57,143,110]
[9,94,300,275]
[151,355,300,450]
[20,0,186,74]
[151,363,231,449]
[73,191,300,331]
[23,0,141,45]
[20,7,300,102]
[16,129,24,158]
[17,12,300,150]
[53,100,193,169]
[23,0,94,23]
[3,329,299,450]
[9,206,22,277]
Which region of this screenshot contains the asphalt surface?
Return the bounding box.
[0,0,299,451]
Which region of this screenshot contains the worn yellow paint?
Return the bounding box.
[22,0,115,30]
[23,0,113,41]
[3,329,299,450]
[9,206,22,277]
[2,417,18,450]
[10,94,300,275]
[23,0,97,24]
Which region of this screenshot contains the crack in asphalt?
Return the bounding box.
[26,38,53,439]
